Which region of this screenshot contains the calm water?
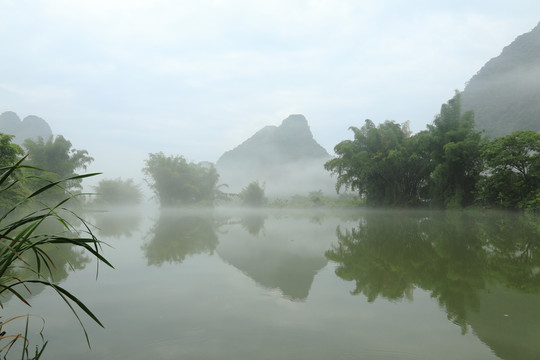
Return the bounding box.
[4,208,540,359]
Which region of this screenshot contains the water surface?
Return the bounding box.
[4,208,540,359]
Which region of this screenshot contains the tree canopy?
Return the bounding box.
[0,133,23,167]
[143,152,219,207]
[479,130,540,210]
[92,178,142,206]
[239,181,267,207]
[427,92,483,208]
[324,92,540,210]
[23,135,93,179]
[0,133,28,211]
[325,119,431,206]
[23,135,93,201]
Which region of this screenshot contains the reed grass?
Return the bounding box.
[0,156,113,358]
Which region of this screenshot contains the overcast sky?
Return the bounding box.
[1,0,539,181]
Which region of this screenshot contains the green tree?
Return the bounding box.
[0,133,23,167]
[0,134,29,211]
[479,130,540,210]
[427,92,483,208]
[92,178,142,206]
[23,135,93,201]
[239,181,267,207]
[143,152,219,207]
[324,120,429,206]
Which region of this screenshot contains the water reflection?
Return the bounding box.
[142,211,218,266]
[1,218,91,305]
[217,212,334,301]
[91,209,142,238]
[239,213,266,236]
[141,209,335,300]
[137,207,540,359]
[481,212,540,292]
[10,208,540,359]
[326,210,540,357]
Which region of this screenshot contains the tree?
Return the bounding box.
[479,130,540,210]
[143,152,219,207]
[239,181,267,207]
[23,135,93,199]
[324,120,429,206]
[426,92,483,208]
[0,134,29,211]
[92,178,142,206]
[0,133,23,167]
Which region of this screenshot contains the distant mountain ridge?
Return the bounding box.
[216,114,334,196]
[0,111,53,145]
[461,22,540,137]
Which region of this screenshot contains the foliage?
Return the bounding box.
[23,135,93,203]
[478,130,540,211]
[0,134,29,212]
[239,181,267,207]
[0,158,112,358]
[325,120,430,206]
[92,178,142,206]
[0,134,24,167]
[426,92,484,208]
[143,152,219,207]
[325,92,485,208]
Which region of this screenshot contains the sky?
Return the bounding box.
[1,0,539,182]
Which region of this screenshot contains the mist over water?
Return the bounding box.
[4,207,539,359]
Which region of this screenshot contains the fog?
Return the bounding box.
[217,157,336,198]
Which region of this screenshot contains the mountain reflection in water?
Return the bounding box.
[10,208,539,360]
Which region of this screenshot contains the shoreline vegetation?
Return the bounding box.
[138,93,538,213]
[0,157,112,359]
[0,90,538,357]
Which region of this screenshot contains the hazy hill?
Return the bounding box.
[461,22,540,137]
[0,111,53,145]
[216,114,334,197]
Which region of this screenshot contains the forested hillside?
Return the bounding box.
[461,22,540,137]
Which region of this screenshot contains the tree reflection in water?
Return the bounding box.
[239,213,266,236]
[91,210,142,238]
[142,211,218,266]
[1,218,91,306]
[326,210,540,334]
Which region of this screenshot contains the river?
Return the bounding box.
[4,207,540,359]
